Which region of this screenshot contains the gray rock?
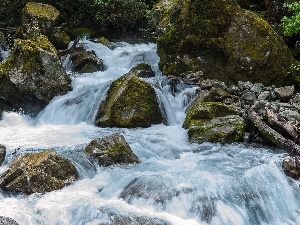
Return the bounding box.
[278,110,300,123]
[238,81,253,91]
[257,91,271,101]
[274,85,294,102]
[0,145,6,165]
[282,157,299,179]
[250,83,263,94]
[85,133,140,167]
[241,92,256,102]
[0,216,19,225]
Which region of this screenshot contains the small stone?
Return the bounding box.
[241,92,256,102]
[257,91,271,100]
[250,83,263,94]
[282,157,300,180]
[0,216,19,225]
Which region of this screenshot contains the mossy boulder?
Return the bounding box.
[85,133,140,167]
[16,2,60,39]
[95,68,163,127]
[154,0,295,87]
[49,29,70,50]
[0,35,71,115]
[70,46,104,73]
[132,63,155,78]
[183,101,246,143]
[0,150,78,194]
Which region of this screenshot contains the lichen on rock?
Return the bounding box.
[0,150,78,194]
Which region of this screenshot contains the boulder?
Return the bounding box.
[95,68,163,128]
[183,101,246,144]
[69,46,104,73]
[49,29,70,50]
[16,2,60,39]
[0,145,6,166]
[154,0,295,87]
[282,157,300,180]
[131,63,155,78]
[0,35,71,115]
[0,216,19,225]
[85,133,140,167]
[274,85,294,102]
[0,150,78,194]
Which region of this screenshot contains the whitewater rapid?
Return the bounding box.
[0,40,300,225]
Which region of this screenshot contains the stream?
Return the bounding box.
[0,40,300,225]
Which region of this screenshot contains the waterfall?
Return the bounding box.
[0,40,300,225]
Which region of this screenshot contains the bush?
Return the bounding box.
[282,2,300,36]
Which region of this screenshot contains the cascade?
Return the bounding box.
[0,40,299,225]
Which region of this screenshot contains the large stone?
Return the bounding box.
[0,35,71,115]
[154,0,295,87]
[16,2,60,39]
[85,133,140,167]
[0,150,78,194]
[183,101,246,144]
[95,68,163,128]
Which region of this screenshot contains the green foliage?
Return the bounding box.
[282,2,300,36]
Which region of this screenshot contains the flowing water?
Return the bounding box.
[0,40,300,225]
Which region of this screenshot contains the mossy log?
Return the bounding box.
[247,108,300,155]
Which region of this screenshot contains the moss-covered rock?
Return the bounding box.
[0,150,78,194]
[154,0,295,87]
[16,2,60,39]
[132,63,155,78]
[183,101,246,143]
[0,35,71,115]
[85,132,140,167]
[95,68,163,128]
[49,29,70,50]
[69,46,104,73]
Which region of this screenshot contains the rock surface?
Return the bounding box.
[0,216,19,225]
[0,150,78,193]
[95,68,163,127]
[0,145,6,166]
[154,0,295,87]
[85,133,140,167]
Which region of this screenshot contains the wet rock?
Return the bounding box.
[70,46,104,73]
[183,102,246,144]
[0,150,78,193]
[49,29,70,50]
[0,145,6,165]
[85,133,140,167]
[274,85,294,102]
[282,157,299,179]
[0,35,72,115]
[0,216,19,225]
[132,63,155,78]
[95,68,163,128]
[154,0,295,86]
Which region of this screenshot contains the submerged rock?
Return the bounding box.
[0,216,19,225]
[0,145,6,166]
[0,35,71,115]
[183,102,246,144]
[154,0,295,87]
[85,133,140,167]
[95,67,163,128]
[0,150,78,193]
[132,63,155,78]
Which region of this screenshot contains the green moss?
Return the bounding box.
[183,102,238,128]
[24,2,60,21]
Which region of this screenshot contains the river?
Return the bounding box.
[0,40,299,225]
